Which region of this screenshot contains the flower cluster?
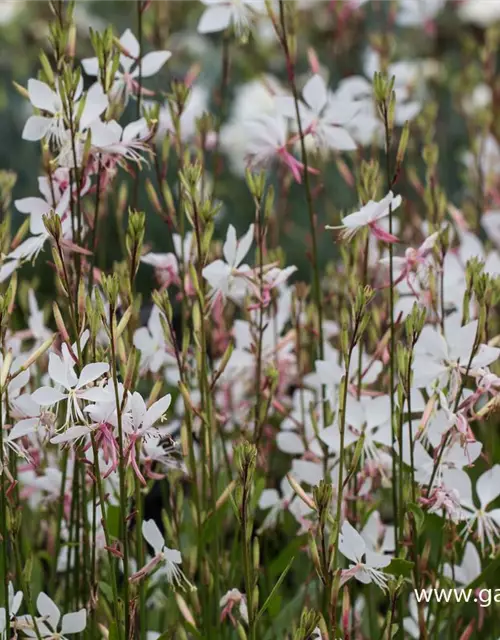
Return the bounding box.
[1,0,500,638]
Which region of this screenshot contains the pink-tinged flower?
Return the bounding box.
[130,519,193,590]
[379,231,440,286]
[82,29,171,105]
[244,114,315,183]
[338,521,391,591]
[123,391,172,484]
[420,484,462,522]
[326,192,402,243]
[197,0,265,35]
[141,232,195,289]
[220,589,248,626]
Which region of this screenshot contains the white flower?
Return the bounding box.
[125,391,172,439]
[27,289,52,345]
[22,78,69,144]
[278,74,357,152]
[0,582,23,639]
[82,29,171,104]
[459,0,500,26]
[140,519,192,589]
[243,112,315,182]
[202,224,254,304]
[22,78,107,152]
[220,76,285,176]
[319,394,392,464]
[19,592,86,638]
[395,0,446,28]
[32,348,109,424]
[133,305,178,380]
[403,595,433,639]
[361,511,395,556]
[8,181,71,264]
[444,466,500,552]
[412,316,500,390]
[443,541,481,585]
[90,118,151,165]
[197,0,265,35]
[338,520,391,590]
[326,191,401,242]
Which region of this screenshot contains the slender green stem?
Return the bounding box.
[134,442,146,640]
[109,307,130,636]
[0,387,9,637]
[277,0,324,363]
[90,436,122,638]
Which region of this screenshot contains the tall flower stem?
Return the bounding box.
[90,435,122,640]
[189,189,221,635]
[109,306,130,637]
[277,0,324,364]
[382,103,398,551]
[133,0,144,209]
[0,387,9,638]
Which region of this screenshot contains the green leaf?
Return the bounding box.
[263,581,319,640]
[108,622,120,640]
[384,558,414,578]
[269,534,307,579]
[407,502,425,533]
[255,556,295,624]
[99,581,113,606]
[106,505,121,539]
[184,623,203,639]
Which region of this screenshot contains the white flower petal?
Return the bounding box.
[22,116,52,141]
[31,387,67,406]
[37,592,61,630]
[136,51,171,78]
[142,519,165,554]
[61,609,87,634]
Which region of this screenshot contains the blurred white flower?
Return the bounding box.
[197,0,265,35]
[460,0,500,26]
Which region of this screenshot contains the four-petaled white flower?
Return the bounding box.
[32,348,109,424]
[202,224,254,304]
[82,29,171,104]
[138,519,193,590]
[326,191,402,243]
[338,520,391,590]
[412,315,500,390]
[444,466,500,553]
[19,592,86,639]
[278,74,357,152]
